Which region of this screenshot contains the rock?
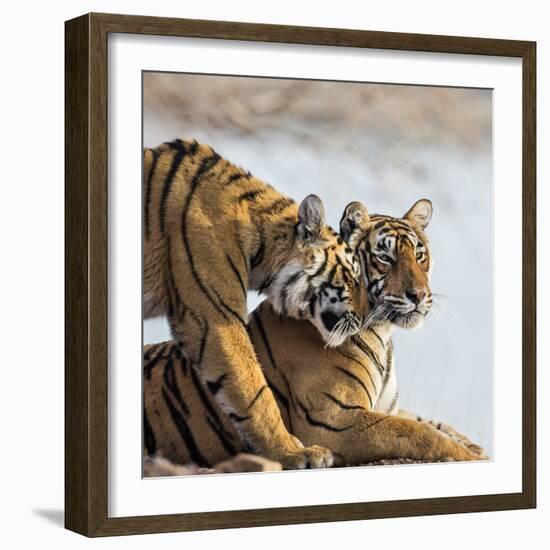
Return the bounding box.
[213,453,283,473]
[143,453,282,477]
[143,455,214,477]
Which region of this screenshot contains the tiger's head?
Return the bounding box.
[340,199,434,330]
[266,194,369,347]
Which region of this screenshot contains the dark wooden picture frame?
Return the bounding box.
[65,12,536,537]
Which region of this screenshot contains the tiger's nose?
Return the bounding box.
[406,289,426,305]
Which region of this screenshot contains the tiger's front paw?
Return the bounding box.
[435,423,488,459]
[279,445,334,470]
[439,439,485,462]
[463,442,488,460]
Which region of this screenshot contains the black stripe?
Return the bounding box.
[280,371,299,415]
[165,237,188,322]
[226,170,251,185]
[326,264,338,286]
[176,169,248,329]
[322,392,365,411]
[352,335,385,377]
[248,385,269,409]
[297,399,353,432]
[257,197,295,216]
[165,138,185,150]
[178,354,189,377]
[334,348,378,396]
[210,286,247,327]
[250,238,265,269]
[180,153,238,325]
[163,357,190,416]
[205,416,238,456]
[188,139,199,155]
[308,248,328,279]
[189,368,229,433]
[390,220,414,231]
[229,412,252,423]
[144,149,159,240]
[227,172,244,184]
[265,375,293,433]
[367,277,383,298]
[226,254,247,299]
[143,346,172,381]
[237,240,250,272]
[162,387,210,467]
[334,365,373,409]
[143,341,165,362]
[171,298,208,368]
[334,253,348,271]
[365,415,390,430]
[143,408,157,455]
[237,189,266,203]
[159,141,186,236]
[308,294,318,318]
[206,373,228,395]
[359,250,370,279]
[370,328,385,348]
[165,236,181,302]
[197,319,209,363]
[258,273,276,293]
[189,368,237,455]
[252,310,277,370]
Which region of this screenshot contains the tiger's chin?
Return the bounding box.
[392,311,426,330]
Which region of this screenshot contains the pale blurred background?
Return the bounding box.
[143,73,493,456]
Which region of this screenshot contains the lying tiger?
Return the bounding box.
[144,139,369,469]
[144,200,486,469]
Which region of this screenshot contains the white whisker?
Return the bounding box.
[361,302,391,330]
[324,313,359,348]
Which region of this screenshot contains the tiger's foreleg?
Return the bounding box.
[190,319,334,469]
[397,409,487,459]
[294,407,482,466]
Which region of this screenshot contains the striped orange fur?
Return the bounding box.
[143,202,485,468]
[143,139,368,468]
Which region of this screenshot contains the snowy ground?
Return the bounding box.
[143,74,493,455]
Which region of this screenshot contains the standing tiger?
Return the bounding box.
[143,200,485,469]
[143,139,369,469]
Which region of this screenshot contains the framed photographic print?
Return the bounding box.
[65,13,536,537]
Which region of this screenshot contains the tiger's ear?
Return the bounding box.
[404,199,433,230]
[297,194,326,243]
[339,201,370,244]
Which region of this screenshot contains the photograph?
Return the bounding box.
[60,9,536,539]
[141,72,493,477]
